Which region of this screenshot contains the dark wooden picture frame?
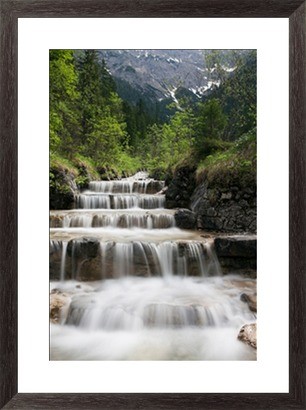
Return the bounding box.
[0,0,305,408]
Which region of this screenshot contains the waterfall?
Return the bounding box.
[76,193,165,209]
[50,172,256,361]
[60,242,68,282]
[51,210,176,229]
[50,239,219,280]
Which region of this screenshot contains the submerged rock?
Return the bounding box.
[238,323,257,349]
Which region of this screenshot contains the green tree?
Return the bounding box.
[205,50,256,140]
[193,99,227,158]
[49,50,80,156]
[76,51,118,146]
[87,114,125,164]
[197,99,227,140]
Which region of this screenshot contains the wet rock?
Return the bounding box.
[50,214,64,228]
[228,279,256,290]
[214,236,257,276]
[67,237,100,259]
[214,236,256,259]
[240,292,257,312]
[145,180,165,194]
[174,209,197,229]
[238,323,257,349]
[50,291,71,324]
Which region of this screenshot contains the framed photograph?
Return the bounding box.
[0,0,305,408]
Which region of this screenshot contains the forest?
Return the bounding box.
[50,49,256,191]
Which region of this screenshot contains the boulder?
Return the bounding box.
[50,290,71,324]
[238,323,257,349]
[174,209,197,229]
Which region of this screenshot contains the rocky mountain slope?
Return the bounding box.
[98,49,246,119]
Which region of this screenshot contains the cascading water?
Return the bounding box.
[50,172,256,360]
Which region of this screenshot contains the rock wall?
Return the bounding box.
[191,181,256,233]
[165,166,196,209]
[165,166,256,233]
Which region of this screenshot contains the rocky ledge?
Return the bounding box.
[214,236,256,277]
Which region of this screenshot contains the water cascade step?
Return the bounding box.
[50,238,221,280]
[50,171,256,360]
[50,209,176,229]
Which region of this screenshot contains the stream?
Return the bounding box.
[50,172,256,360]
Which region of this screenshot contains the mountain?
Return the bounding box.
[98,49,247,121]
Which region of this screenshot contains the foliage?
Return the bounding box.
[196,129,257,188]
[193,99,228,157]
[50,49,141,178]
[204,51,257,140]
[50,49,257,187]
[141,109,195,175]
[49,50,80,155]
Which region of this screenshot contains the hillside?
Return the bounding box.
[98,49,249,121]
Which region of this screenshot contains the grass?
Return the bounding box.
[196,129,257,189]
[50,152,78,176]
